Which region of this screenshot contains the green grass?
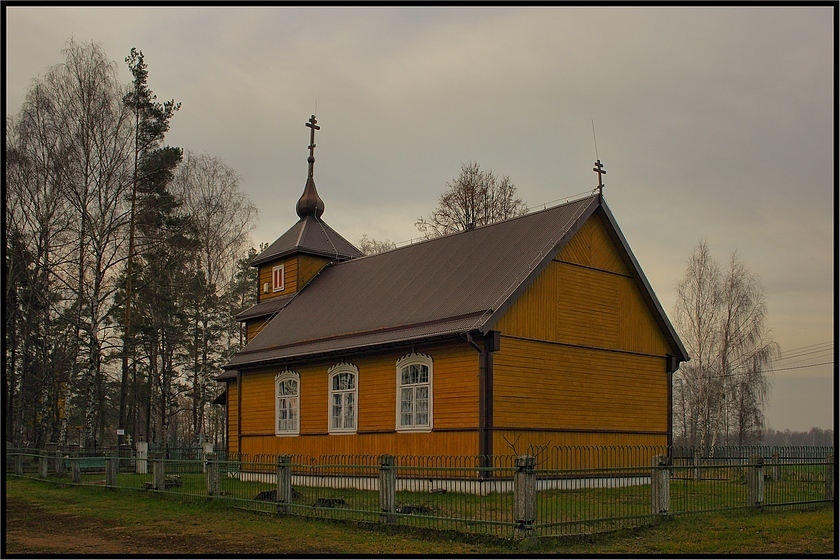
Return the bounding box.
[4,476,835,555]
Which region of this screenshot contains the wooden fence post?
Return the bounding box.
[379,454,396,523]
[206,453,220,496]
[106,454,119,488]
[153,459,165,491]
[651,454,670,515]
[514,454,537,535]
[38,452,49,479]
[276,455,293,514]
[825,454,835,502]
[748,456,764,507]
[14,452,23,476]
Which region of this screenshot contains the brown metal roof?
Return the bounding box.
[235,294,295,322]
[251,215,363,266]
[223,194,688,373]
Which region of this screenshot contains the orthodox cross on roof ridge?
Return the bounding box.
[593,159,606,194]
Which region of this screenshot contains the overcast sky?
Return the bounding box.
[5,6,835,432]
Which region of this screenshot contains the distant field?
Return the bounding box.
[4,477,835,555]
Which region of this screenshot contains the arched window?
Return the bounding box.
[396,353,433,432]
[328,363,358,434]
[275,371,299,436]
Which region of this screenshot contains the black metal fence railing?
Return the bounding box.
[6,445,834,539]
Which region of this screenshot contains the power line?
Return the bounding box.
[772,361,833,372]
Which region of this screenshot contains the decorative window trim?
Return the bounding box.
[395,353,433,433]
[328,362,358,434]
[272,264,285,292]
[275,370,299,436]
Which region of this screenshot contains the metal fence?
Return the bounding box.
[6,445,834,539]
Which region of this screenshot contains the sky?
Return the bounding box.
[5,6,835,433]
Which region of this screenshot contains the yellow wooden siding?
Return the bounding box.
[245,318,269,343]
[258,258,298,300]
[297,254,331,289]
[556,212,630,274]
[493,429,667,455]
[231,342,479,456]
[239,429,478,458]
[227,382,239,453]
[493,337,669,433]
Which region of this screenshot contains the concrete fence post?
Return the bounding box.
[748,456,764,507]
[38,452,49,479]
[771,452,781,482]
[825,454,834,502]
[135,441,148,474]
[53,449,67,474]
[514,454,537,535]
[206,453,220,496]
[153,459,165,491]
[379,454,397,523]
[71,456,81,483]
[276,455,293,514]
[201,442,214,474]
[651,455,670,515]
[106,454,119,488]
[54,450,63,474]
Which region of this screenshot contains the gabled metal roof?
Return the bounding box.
[223,194,688,372]
[251,214,364,266]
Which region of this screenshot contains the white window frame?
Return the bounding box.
[395,353,433,432]
[272,264,285,292]
[328,362,358,434]
[275,370,299,436]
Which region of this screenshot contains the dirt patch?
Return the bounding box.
[5,497,241,555]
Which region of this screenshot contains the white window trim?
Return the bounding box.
[395,352,433,433]
[328,362,358,435]
[272,264,285,292]
[275,370,299,436]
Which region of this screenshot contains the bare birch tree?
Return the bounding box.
[415,161,527,239]
[672,241,779,447]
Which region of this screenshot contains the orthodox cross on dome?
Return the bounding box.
[305,114,320,178]
[593,159,606,194]
[297,114,325,219]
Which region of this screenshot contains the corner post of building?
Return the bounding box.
[748,455,764,508]
[153,458,166,491]
[276,454,293,514]
[514,454,537,536]
[206,452,220,496]
[106,452,119,488]
[38,451,49,479]
[379,454,397,523]
[651,454,670,515]
[825,453,835,502]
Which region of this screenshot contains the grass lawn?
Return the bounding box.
[4,476,836,555]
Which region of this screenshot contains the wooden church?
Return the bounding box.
[217,116,689,459]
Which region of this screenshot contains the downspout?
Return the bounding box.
[466,330,500,473]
